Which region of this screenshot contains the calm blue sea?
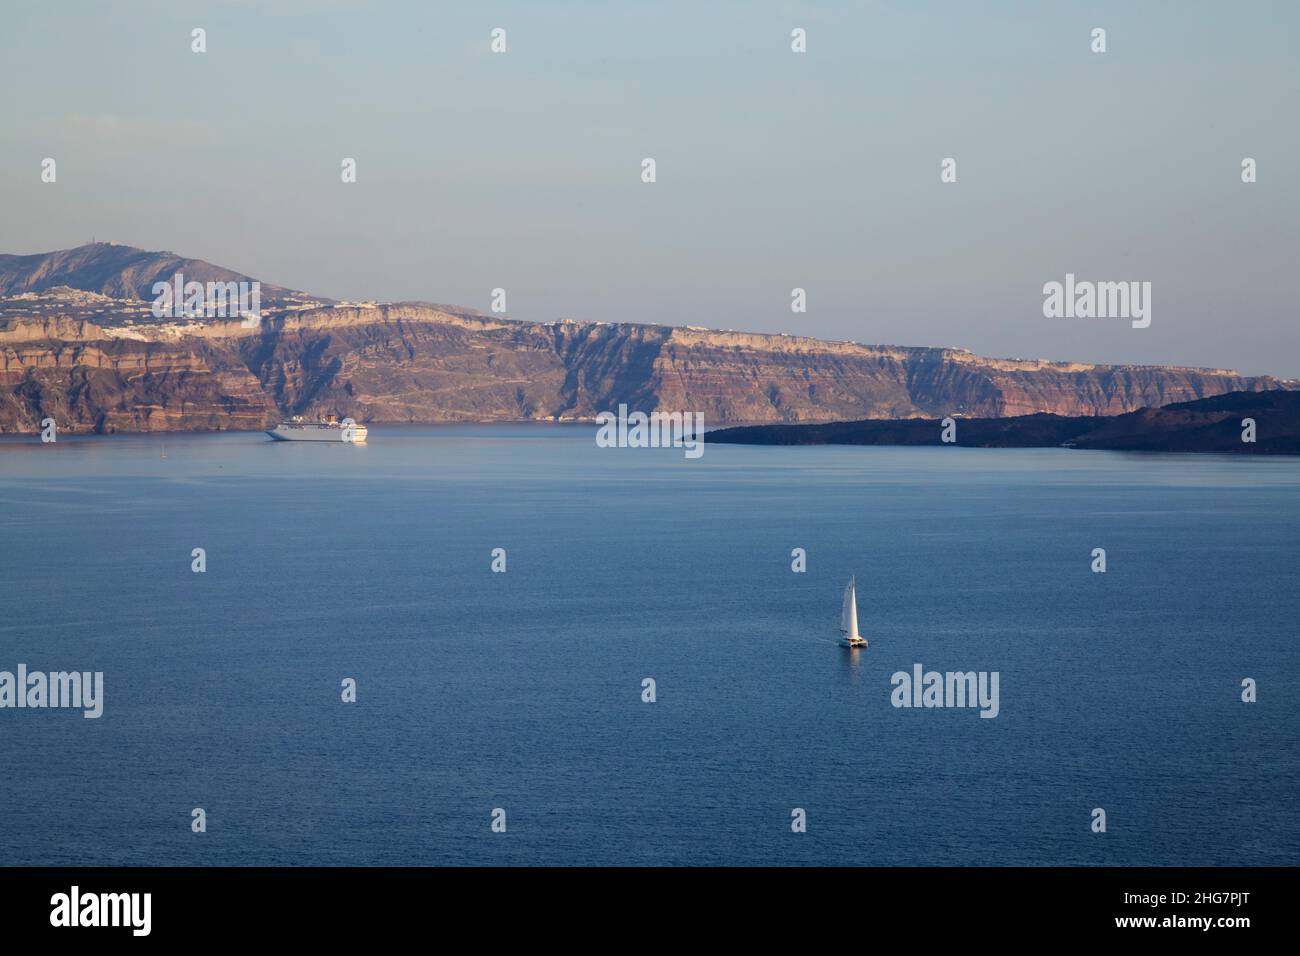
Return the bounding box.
[0,426,1296,866]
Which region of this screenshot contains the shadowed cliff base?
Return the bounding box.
[707,391,1300,455]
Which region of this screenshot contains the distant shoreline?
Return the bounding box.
[6,390,1300,456]
[0,418,607,438]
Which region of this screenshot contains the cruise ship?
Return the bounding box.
[266,415,368,442]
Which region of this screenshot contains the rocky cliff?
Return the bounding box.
[0,303,1292,434]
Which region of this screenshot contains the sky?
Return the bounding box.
[1,0,1297,376]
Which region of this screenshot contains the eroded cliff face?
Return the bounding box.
[242,307,577,423]
[647,327,1280,422]
[0,306,1291,433]
[0,318,271,433]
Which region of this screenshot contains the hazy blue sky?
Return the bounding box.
[2,1,1296,375]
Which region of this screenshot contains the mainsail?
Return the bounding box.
[840,576,859,639]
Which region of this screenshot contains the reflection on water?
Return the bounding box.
[842,644,866,681]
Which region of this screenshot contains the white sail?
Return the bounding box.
[840,576,859,639]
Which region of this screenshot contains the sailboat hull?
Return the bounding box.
[840,638,869,649]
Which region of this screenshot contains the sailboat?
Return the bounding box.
[839,576,868,648]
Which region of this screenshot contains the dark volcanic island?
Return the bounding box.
[708,390,1300,454]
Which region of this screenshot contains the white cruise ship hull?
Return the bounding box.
[267,422,368,442]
